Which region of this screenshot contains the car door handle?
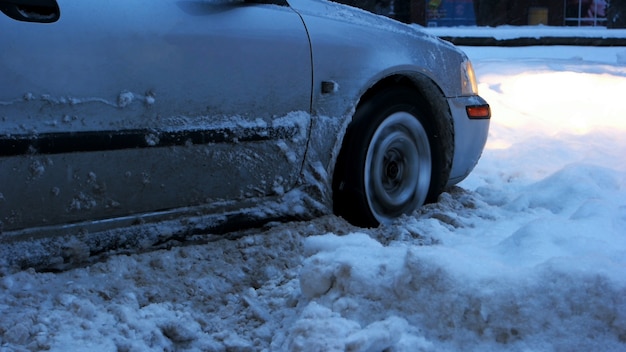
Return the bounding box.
[0,0,60,23]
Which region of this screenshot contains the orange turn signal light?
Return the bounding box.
[466,104,491,119]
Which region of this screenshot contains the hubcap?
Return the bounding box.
[386,160,399,180]
[365,112,432,224]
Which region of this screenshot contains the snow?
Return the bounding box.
[424,25,626,40]
[1,29,626,351]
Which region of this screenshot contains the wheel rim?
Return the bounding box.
[364,111,432,224]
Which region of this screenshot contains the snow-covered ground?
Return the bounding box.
[424,25,626,39]
[2,34,626,351]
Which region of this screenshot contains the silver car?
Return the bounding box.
[0,0,489,260]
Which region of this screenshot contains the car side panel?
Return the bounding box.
[0,0,312,232]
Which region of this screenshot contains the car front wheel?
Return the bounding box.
[333,86,442,227]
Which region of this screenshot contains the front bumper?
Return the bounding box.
[446,95,491,186]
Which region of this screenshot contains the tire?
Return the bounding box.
[333,86,446,227]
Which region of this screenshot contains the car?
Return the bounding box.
[0,0,489,264]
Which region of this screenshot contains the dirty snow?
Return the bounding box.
[1,35,626,351]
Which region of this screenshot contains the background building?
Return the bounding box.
[341,0,611,27]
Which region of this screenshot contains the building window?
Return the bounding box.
[564,0,607,26]
[426,0,476,27]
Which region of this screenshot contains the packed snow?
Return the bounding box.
[1,32,626,351]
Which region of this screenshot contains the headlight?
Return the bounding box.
[461,59,479,96]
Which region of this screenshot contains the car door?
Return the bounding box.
[0,0,312,232]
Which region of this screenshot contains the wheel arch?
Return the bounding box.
[340,72,455,201]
